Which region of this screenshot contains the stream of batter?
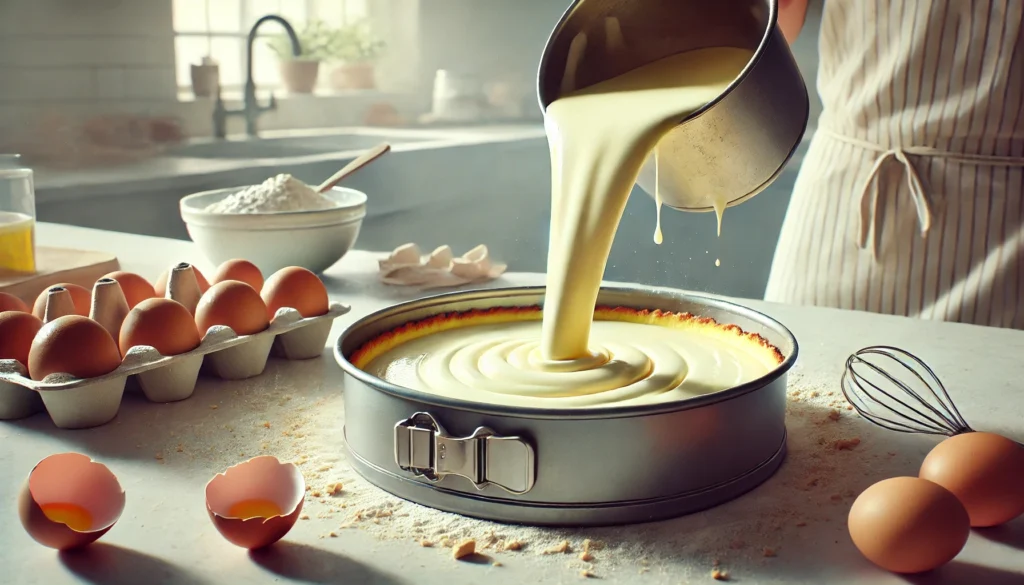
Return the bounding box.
[363,45,777,407]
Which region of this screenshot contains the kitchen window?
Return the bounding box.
[172,0,370,96]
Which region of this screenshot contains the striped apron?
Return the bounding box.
[764,0,1024,329]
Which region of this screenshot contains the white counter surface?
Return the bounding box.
[2,223,1022,585]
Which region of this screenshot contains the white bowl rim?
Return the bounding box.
[180,185,367,217]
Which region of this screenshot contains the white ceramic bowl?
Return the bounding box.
[179,186,367,275]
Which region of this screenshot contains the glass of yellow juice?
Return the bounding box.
[0,158,36,274]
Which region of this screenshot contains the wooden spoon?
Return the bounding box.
[316,142,391,193]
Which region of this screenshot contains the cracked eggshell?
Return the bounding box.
[205,456,305,549]
[17,453,125,550]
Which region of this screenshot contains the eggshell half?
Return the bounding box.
[17,453,125,550]
[205,456,305,549]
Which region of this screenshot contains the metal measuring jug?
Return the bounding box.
[537,0,809,212]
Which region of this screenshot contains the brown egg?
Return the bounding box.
[848,476,969,574]
[195,280,269,336]
[213,259,264,292]
[919,432,1024,527]
[28,315,123,381]
[31,283,91,319]
[101,271,156,309]
[0,311,44,366]
[18,453,125,550]
[205,456,305,549]
[261,266,329,320]
[154,265,210,297]
[119,298,201,357]
[0,292,29,313]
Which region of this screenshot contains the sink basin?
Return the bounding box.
[172,132,431,160]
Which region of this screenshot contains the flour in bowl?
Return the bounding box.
[206,174,337,214]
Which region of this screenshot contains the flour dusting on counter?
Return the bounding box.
[136,357,923,582]
[205,174,336,214]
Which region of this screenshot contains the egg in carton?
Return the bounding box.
[0,261,350,429]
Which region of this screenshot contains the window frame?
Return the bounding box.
[172,0,365,95]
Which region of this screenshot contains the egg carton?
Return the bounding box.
[0,263,350,429]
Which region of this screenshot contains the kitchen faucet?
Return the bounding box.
[213,15,302,139]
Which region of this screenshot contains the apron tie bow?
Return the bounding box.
[856,147,932,259]
[821,128,1024,260]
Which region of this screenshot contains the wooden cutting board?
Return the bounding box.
[0,247,120,304]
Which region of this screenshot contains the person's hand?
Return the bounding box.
[777,0,809,44]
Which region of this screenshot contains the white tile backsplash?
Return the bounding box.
[0,0,179,137]
[3,0,174,38]
[94,68,127,100]
[11,37,176,68]
[122,67,178,100]
[1,68,97,102]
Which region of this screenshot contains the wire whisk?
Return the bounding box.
[841,345,974,437]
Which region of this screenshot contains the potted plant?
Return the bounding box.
[267,20,335,94]
[327,20,386,91]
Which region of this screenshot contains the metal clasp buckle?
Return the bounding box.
[394,412,536,495]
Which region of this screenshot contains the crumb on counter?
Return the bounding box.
[543,540,572,555]
[579,552,594,562]
[580,569,597,578]
[453,539,476,560]
[326,482,344,496]
[504,540,524,551]
[419,539,434,548]
[712,568,730,581]
[834,437,861,450]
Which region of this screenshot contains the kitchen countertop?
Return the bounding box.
[1,223,1022,585]
[32,125,547,203]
